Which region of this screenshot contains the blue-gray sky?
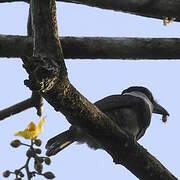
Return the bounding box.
[0,2,180,179]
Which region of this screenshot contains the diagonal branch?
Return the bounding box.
[1,0,180,22]
[21,0,178,179]
[1,35,180,59]
[0,98,32,120]
[0,92,42,121]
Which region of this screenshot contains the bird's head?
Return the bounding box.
[122,86,169,117]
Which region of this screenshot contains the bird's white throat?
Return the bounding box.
[123,91,153,114]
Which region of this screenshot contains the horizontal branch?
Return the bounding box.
[1,0,180,22]
[1,35,180,59]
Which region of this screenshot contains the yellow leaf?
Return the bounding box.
[15,117,46,140]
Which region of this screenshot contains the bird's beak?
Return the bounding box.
[153,102,169,116]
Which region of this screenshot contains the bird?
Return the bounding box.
[46,86,169,156]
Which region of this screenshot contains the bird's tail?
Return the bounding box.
[46,128,75,156]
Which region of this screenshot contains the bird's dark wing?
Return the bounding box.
[94,95,145,113]
[94,94,151,140]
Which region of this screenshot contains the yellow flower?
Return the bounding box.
[15,117,45,140]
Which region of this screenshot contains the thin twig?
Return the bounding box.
[31,92,43,116]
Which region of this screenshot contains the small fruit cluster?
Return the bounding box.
[3,139,55,180]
